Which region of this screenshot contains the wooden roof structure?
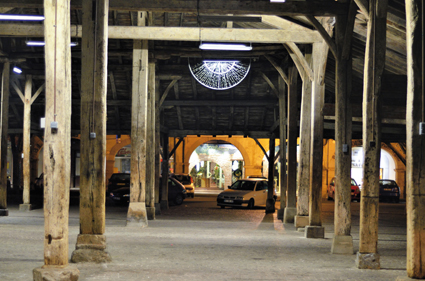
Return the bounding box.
[0,0,408,141]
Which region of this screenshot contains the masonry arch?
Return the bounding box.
[185,137,251,170]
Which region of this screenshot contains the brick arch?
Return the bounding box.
[184,137,251,170]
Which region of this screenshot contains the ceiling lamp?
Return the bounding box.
[26,41,79,47]
[199,42,252,51]
[0,14,45,21]
[270,0,286,2]
[13,67,22,74]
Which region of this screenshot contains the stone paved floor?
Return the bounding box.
[0,195,408,281]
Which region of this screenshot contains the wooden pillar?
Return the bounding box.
[332,8,355,254]
[284,66,298,223]
[71,0,111,264]
[404,0,425,278]
[295,47,312,229]
[33,0,79,279]
[154,72,161,214]
[160,133,169,210]
[356,0,387,269]
[20,75,32,211]
[145,61,156,220]
[305,40,329,239]
[0,62,9,216]
[277,77,287,220]
[266,136,276,213]
[127,11,149,227]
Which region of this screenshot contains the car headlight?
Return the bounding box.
[392,187,399,193]
[236,196,244,200]
[109,192,115,197]
[123,194,129,197]
[218,194,224,199]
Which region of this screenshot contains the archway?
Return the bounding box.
[351,146,397,186]
[188,141,244,189]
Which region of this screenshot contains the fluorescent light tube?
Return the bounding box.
[26,41,78,47]
[0,14,45,21]
[199,43,252,51]
[270,0,286,2]
[26,41,45,46]
[13,67,22,74]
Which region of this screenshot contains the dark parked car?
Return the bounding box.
[379,179,400,203]
[327,177,361,202]
[107,173,130,193]
[170,174,195,198]
[109,176,187,205]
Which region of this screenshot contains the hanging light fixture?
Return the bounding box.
[26,41,79,47]
[199,42,252,51]
[13,66,22,74]
[0,14,45,21]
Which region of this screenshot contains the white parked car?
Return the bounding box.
[217,178,276,209]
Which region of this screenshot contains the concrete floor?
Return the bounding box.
[0,193,409,281]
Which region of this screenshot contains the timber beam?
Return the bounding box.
[0,1,349,16]
[0,25,323,43]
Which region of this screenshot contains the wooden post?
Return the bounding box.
[160,133,169,210]
[332,11,354,254]
[71,0,111,263]
[266,136,275,213]
[20,75,32,211]
[277,76,287,220]
[356,0,387,269]
[145,61,156,220]
[154,72,161,215]
[305,40,329,239]
[284,66,298,223]
[0,62,10,216]
[295,47,312,229]
[33,0,79,279]
[404,0,425,278]
[127,11,149,226]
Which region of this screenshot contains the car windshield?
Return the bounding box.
[380,180,397,187]
[110,174,130,181]
[230,180,256,191]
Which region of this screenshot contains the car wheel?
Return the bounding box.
[327,193,332,201]
[191,194,195,198]
[221,206,225,209]
[394,197,400,203]
[174,194,183,205]
[247,199,255,209]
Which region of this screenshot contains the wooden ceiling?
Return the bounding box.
[0,0,408,142]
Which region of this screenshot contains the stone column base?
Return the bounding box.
[155,203,161,216]
[160,200,169,210]
[146,206,155,220]
[283,207,297,223]
[19,203,32,211]
[331,235,353,254]
[33,265,80,281]
[277,209,284,220]
[294,215,309,229]
[0,208,9,216]
[265,199,275,214]
[356,252,380,269]
[127,202,148,227]
[305,226,325,238]
[71,234,111,263]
